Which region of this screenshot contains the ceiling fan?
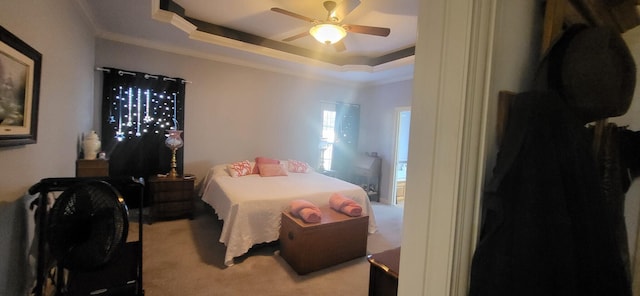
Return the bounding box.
[270,0,391,52]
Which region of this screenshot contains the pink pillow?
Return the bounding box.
[287,159,312,173]
[258,163,288,177]
[252,156,280,174]
[227,160,252,177]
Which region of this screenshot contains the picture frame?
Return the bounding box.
[0,25,41,147]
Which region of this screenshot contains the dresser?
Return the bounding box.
[148,175,195,222]
[352,154,382,201]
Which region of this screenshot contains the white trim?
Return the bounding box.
[398,0,495,295]
[95,27,414,87]
[150,1,197,33]
[188,27,415,74]
[72,0,101,34]
[450,1,497,294]
[96,30,364,88]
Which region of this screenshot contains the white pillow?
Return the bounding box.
[287,159,312,173]
[227,160,252,177]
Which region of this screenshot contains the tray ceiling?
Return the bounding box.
[83,0,419,84]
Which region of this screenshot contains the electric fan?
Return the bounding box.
[47,180,129,272]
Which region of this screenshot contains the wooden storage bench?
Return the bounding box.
[279,205,369,274]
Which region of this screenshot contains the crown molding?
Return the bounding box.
[97,30,380,87]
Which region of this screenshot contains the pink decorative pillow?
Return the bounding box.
[287,159,312,173]
[227,160,252,177]
[258,163,288,177]
[252,156,280,174]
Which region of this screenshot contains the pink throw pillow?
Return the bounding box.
[252,156,280,174]
[258,163,288,177]
[227,160,252,177]
[287,159,312,173]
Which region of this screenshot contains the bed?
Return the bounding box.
[199,162,378,266]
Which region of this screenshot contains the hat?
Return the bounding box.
[535,25,636,123]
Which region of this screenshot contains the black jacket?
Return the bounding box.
[468,91,630,296]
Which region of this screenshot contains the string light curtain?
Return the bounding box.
[100,67,186,186]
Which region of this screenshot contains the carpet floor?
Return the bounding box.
[129,200,403,296]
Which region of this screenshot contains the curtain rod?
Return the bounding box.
[95,67,192,84]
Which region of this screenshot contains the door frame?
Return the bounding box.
[399,0,496,294]
[390,106,411,205]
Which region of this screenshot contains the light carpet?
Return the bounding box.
[129,200,403,296]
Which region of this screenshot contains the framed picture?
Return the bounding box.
[0,25,41,147]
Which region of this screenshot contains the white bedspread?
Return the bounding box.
[199,164,377,266]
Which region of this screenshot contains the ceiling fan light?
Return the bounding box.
[309,23,346,45]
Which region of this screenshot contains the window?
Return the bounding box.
[320,102,359,176]
[320,102,336,170]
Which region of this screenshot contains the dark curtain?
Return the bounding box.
[331,103,359,180]
[100,68,185,205]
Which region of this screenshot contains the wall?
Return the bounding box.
[95,39,372,184]
[0,1,96,199]
[0,0,96,294]
[482,0,544,178]
[619,26,640,267]
[356,79,413,203]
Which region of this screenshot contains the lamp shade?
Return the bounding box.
[165,129,183,150]
[309,23,347,45]
[165,129,183,178]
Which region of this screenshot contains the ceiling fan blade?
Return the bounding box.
[331,0,361,22]
[270,7,317,23]
[282,31,310,42]
[344,24,391,37]
[333,40,347,52]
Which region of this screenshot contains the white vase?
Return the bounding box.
[83,131,101,160]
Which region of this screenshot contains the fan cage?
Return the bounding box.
[47,180,129,271]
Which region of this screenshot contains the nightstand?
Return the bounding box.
[148,175,195,222]
[76,159,109,177]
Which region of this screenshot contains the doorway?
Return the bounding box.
[391,107,411,205]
